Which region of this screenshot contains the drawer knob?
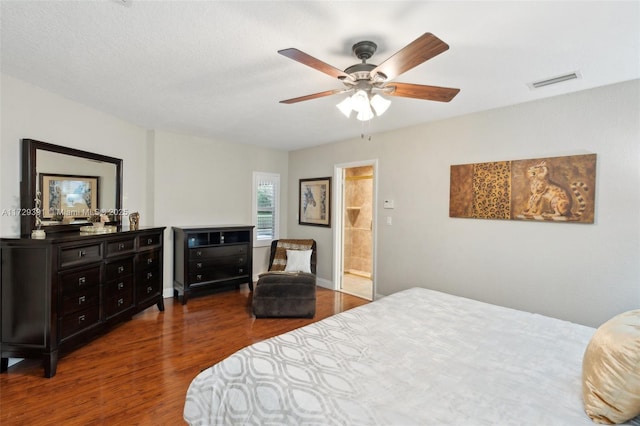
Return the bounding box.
[196,274,202,281]
[78,315,86,324]
[118,243,125,250]
[118,266,125,274]
[78,295,86,305]
[78,250,86,257]
[146,286,153,294]
[196,262,202,269]
[78,277,86,286]
[239,268,244,273]
[238,257,244,263]
[147,238,153,245]
[117,282,124,290]
[196,250,202,257]
[146,272,153,280]
[147,258,153,265]
[117,298,124,307]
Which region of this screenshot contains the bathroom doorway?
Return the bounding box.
[333,160,377,301]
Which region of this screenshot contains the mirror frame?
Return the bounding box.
[20,138,123,236]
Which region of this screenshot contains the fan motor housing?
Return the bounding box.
[352,41,377,60]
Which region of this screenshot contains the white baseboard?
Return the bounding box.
[316,277,333,290]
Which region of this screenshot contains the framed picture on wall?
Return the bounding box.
[40,174,99,219]
[299,177,331,227]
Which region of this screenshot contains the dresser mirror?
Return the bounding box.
[20,139,123,236]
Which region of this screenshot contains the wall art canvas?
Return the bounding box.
[299,177,331,227]
[450,154,596,223]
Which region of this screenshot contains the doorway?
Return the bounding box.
[333,160,377,301]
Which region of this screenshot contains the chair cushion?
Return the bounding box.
[270,239,315,271]
[257,271,316,286]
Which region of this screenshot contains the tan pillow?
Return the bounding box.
[582,310,640,424]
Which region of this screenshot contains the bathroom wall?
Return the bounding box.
[344,166,373,277]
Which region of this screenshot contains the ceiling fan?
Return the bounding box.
[278,33,460,120]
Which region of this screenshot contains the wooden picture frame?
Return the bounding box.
[40,174,99,219]
[299,177,331,227]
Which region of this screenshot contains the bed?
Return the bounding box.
[184,288,640,425]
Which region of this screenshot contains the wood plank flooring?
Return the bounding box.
[0,286,369,425]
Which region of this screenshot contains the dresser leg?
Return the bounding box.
[157,298,165,312]
[43,351,58,378]
[1,357,8,373]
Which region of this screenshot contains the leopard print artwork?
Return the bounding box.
[472,161,511,219]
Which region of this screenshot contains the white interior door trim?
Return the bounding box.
[333,159,378,300]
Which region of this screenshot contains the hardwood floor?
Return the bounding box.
[0,286,369,425]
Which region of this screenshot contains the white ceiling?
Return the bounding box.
[1,1,639,151]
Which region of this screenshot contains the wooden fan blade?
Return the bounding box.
[280,89,344,104]
[385,82,460,102]
[278,48,349,80]
[371,33,449,81]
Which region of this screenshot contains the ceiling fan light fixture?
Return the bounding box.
[336,96,354,118]
[370,94,391,116]
[356,106,374,122]
[351,90,370,113]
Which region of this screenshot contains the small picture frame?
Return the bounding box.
[299,177,331,227]
[40,174,99,219]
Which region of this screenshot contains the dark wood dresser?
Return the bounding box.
[0,227,165,377]
[173,225,254,304]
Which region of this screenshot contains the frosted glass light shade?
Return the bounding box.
[336,96,353,118]
[351,90,370,113]
[370,94,391,116]
[356,104,374,121]
[335,90,391,121]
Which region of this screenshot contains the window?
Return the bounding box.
[252,172,279,247]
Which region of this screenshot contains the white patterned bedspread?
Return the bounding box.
[184,287,640,426]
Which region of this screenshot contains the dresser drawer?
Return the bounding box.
[190,244,248,259]
[60,306,100,340]
[59,243,102,268]
[106,275,133,297]
[105,291,133,317]
[106,238,136,257]
[59,266,101,294]
[136,268,161,303]
[138,232,162,250]
[61,286,99,315]
[105,258,133,280]
[188,264,249,284]
[136,249,160,271]
[189,255,247,272]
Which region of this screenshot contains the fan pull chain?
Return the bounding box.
[360,119,372,141]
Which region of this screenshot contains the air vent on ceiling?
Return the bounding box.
[529,72,581,89]
[110,0,132,7]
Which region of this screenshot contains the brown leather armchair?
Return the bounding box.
[252,239,317,318]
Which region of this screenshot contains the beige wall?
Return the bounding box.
[150,130,289,288]
[0,74,150,236]
[288,79,640,327]
[0,74,289,297]
[2,72,638,327]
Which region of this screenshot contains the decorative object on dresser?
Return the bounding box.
[252,239,317,318]
[129,211,140,230]
[173,225,254,304]
[0,227,166,378]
